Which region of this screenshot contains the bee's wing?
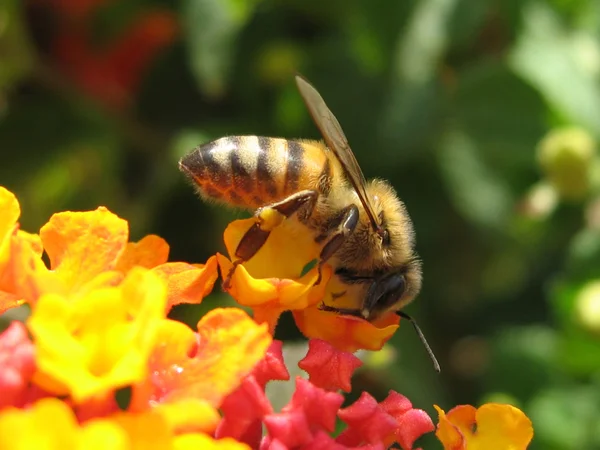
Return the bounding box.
[295,75,381,232]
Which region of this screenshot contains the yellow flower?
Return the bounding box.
[0,398,127,450]
[0,190,217,311]
[130,308,272,421]
[217,218,331,333]
[27,268,167,403]
[0,398,249,450]
[217,217,401,351]
[435,403,533,450]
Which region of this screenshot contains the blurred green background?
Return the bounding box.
[2,0,600,448]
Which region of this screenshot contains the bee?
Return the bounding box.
[179,75,439,371]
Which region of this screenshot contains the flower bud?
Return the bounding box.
[575,281,600,334]
[536,127,597,201]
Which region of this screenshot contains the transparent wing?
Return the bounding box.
[295,75,381,232]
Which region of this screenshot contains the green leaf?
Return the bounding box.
[182,0,259,97]
[437,129,513,229]
[509,1,600,136]
[528,386,600,449]
[0,0,35,95]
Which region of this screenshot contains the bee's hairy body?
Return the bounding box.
[181,135,421,318]
[180,75,440,372]
[183,135,338,210]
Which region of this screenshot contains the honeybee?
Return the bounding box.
[179,75,439,371]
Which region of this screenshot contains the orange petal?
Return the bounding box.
[130,308,271,410]
[115,234,170,272]
[40,207,129,294]
[0,233,61,307]
[434,405,467,450]
[293,305,400,353]
[152,256,218,310]
[0,291,25,314]
[445,405,477,439]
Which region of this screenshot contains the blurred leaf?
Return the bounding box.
[182,0,259,97]
[486,326,558,401]
[437,129,513,229]
[528,385,600,450]
[510,1,600,136]
[566,228,600,279]
[549,280,600,374]
[447,0,495,51]
[0,0,35,96]
[379,0,461,155]
[454,61,546,171]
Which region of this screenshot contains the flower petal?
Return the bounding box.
[216,375,273,445]
[174,433,251,450]
[0,321,36,408]
[156,399,221,434]
[434,405,471,450]
[218,217,332,333]
[217,254,331,333]
[469,403,533,449]
[337,392,398,446]
[251,340,290,388]
[152,256,218,310]
[130,308,271,410]
[28,268,166,402]
[263,410,313,448]
[40,207,129,294]
[0,398,128,450]
[223,218,321,280]
[380,391,434,450]
[293,306,399,353]
[115,234,170,272]
[298,339,362,392]
[282,377,344,433]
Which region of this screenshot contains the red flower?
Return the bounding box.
[298,339,363,392]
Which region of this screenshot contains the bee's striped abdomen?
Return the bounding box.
[179,136,332,209]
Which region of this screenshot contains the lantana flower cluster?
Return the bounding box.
[0,186,533,449]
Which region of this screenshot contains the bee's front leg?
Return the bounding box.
[313,204,359,286]
[223,190,318,289]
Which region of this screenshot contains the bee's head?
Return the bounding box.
[359,261,422,321]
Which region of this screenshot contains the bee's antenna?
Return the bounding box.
[397,311,441,373]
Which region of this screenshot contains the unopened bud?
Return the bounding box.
[575,281,600,334]
[537,127,597,201]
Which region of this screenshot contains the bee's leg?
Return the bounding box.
[223,190,318,289]
[314,204,359,285]
[318,302,364,318]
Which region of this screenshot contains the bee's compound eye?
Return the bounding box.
[382,229,391,247]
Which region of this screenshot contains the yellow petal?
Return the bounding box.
[28,268,167,403]
[469,403,533,450]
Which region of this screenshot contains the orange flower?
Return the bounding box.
[0,187,47,313]
[217,218,332,332]
[435,403,534,450]
[0,190,217,311]
[27,267,167,403]
[217,217,401,351]
[293,271,401,352]
[0,397,249,450]
[130,308,271,432]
